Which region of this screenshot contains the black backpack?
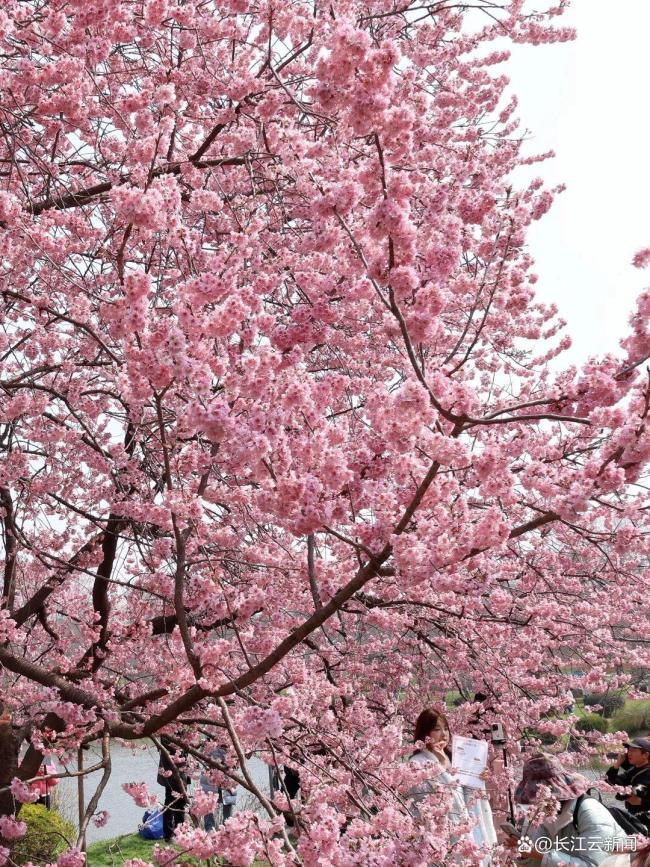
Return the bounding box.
[573,788,649,836]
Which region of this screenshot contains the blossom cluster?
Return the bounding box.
[0,0,648,865]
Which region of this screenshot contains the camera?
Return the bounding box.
[490,722,506,746]
[499,821,521,839]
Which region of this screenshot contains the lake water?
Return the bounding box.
[55,742,270,844]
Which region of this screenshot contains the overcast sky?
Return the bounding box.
[504,0,650,366]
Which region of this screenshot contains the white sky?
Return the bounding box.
[505,0,650,366]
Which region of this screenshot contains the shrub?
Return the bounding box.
[522,727,559,746]
[583,691,626,718]
[11,804,75,866]
[575,714,609,734]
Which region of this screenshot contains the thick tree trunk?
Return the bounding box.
[0,711,62,820]
[0,712,19,829]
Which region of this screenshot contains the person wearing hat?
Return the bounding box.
[605,738,650,828]
[510,754,626,865]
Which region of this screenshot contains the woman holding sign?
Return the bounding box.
[410,708,496,865]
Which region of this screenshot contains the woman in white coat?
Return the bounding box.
[410,708,496,865]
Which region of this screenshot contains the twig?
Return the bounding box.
[76,729,111,848]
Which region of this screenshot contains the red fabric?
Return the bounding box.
[30,764,58,797]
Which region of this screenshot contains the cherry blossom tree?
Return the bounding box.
[1,0,650,863]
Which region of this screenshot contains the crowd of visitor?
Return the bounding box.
[140,707,650,865]
[23,706,650,866]
[408,708,650,866]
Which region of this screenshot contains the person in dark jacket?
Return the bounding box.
[605,736,650,830]
[157,737,189,843]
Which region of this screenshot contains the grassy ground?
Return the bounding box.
[86,833,270,866]
[86,835,158,866]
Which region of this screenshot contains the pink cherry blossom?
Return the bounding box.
[0,1,649,864]
[122,783,157,808]
[633,247,650,269]
[189,790,218,818]
[92,810,109,828]
[56,850,86,867]
[10,778,39,804]
[0,816,27,840]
